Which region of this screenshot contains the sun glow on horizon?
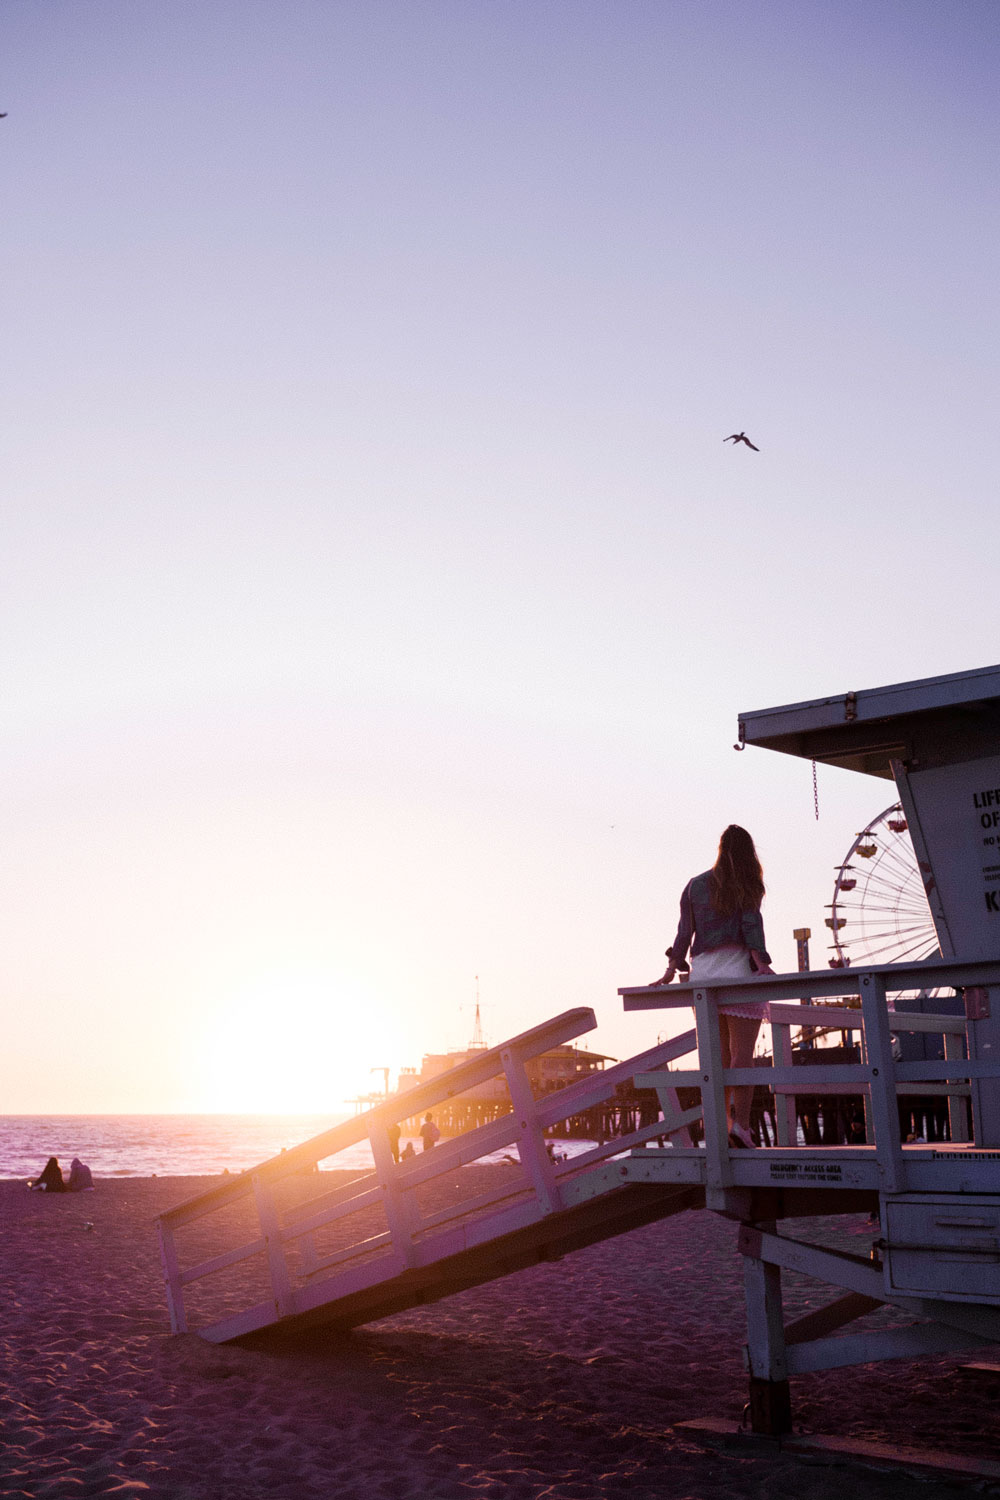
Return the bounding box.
[191,964,396,1114]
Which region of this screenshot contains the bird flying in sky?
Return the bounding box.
[724,432,759,451]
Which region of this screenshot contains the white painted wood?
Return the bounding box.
[502,1046,561,1215]
[369,1116,422,1268]
[785,1321,986,1375]
[945,1027,971,1143]
[535,1031,698,1130]
[282,1183,384,1241]
[301,1231,394,1278]
[252,1173,295,1320]
[769,1014,797,1147]
[743,1249,787,1381]
[415,1181,532,1235]
[859,973,904,1193]
[622,956,1000,1010]
[737,1224,884,1300]
[693,990,732,1191]
[179,1238,267,1286]
[157,1221,187,1335]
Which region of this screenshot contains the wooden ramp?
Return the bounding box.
[157,1008,705,1345]
[158,951,1000,1436]
[237,1177,702,1344]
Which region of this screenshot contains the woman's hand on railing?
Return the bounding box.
[650,964,676,986]
[750,950,774,977]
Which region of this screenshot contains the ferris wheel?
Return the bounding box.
[826,803,941,968]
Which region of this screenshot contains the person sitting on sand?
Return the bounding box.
[653,824,774,1149]
[401,1140,416,1160]
[67,1158,94,1192]
[30,1157,67,1192]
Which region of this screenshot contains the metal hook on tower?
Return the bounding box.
[733,720,746,752]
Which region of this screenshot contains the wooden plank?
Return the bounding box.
[945,1027,971,1143]
[785,1320,985,1375]
[551,1111,703,1175]
[533,1029,698,1129]
[281,1182,384,1241]
[722,1065,872,1087]
[693,989,732,1193]
[179,1237,267,1286]
[621,956,1000,1011]
[894,1059,1000,1080]
[160,1006,598,1228]
[767,1004,965,1034]
[369,1112,420,1268]
[743,1250,787,1381]
[765,1080,970,1098]
[858,972,904,1194]
[677,1419,1000,1481]
[783,1292,882,1345]
[392,1115,518,1188]
[501,1045,561,1215]
[634,1070,704,1089]
[302,1231,394,1278]
[737,1224,884,1299]
[252,1174,294,1319]
[769,1018,797,1148]
[415,1182,533,1235]
[157,1220,187,1335]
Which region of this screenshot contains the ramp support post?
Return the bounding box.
[502,1045,561,1215]
[253,1174,295,1320]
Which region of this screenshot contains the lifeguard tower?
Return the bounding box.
[156,664,1000,1449]
[622,662,1000,1431]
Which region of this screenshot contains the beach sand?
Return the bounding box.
[3,1172,999,1499]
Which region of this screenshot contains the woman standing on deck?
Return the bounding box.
[654,824,774,1148]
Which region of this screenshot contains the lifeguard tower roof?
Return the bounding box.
[738,662,1000,780]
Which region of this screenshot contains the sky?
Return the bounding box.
[2,0,999,1114]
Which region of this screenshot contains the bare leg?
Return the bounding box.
[720,1014,762,1135]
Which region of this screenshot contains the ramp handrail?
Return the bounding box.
[157,1009,699,1339]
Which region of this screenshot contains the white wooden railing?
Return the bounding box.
[157,1007,700,1339]
[621,956,1000,1200]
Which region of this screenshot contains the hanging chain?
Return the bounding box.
[812,760,820,821]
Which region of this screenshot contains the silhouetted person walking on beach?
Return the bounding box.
[420,1113,440,1151]
[653,824,773,1147]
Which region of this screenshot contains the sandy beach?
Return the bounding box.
[3,1171,999,1499]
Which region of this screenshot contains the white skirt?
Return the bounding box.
[689,946,767,1020]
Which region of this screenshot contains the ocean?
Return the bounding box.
[0,1115,597,1181]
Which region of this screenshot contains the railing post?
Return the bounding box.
[693,989,732,1193]
[370,1119,421,1267]
[965,991,1000,1146]
[252,1173,295,1320]
[944,1027,971,1144]
[157,1220,187,1334]
[502,1045,561,1214]
[768,1011,798,1147]
[858,973,903,1194]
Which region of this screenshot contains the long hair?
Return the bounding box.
[709,825,765,917]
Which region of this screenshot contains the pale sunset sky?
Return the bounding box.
[2,1,998,1113]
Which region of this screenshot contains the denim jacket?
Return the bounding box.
[667,870,770,968]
